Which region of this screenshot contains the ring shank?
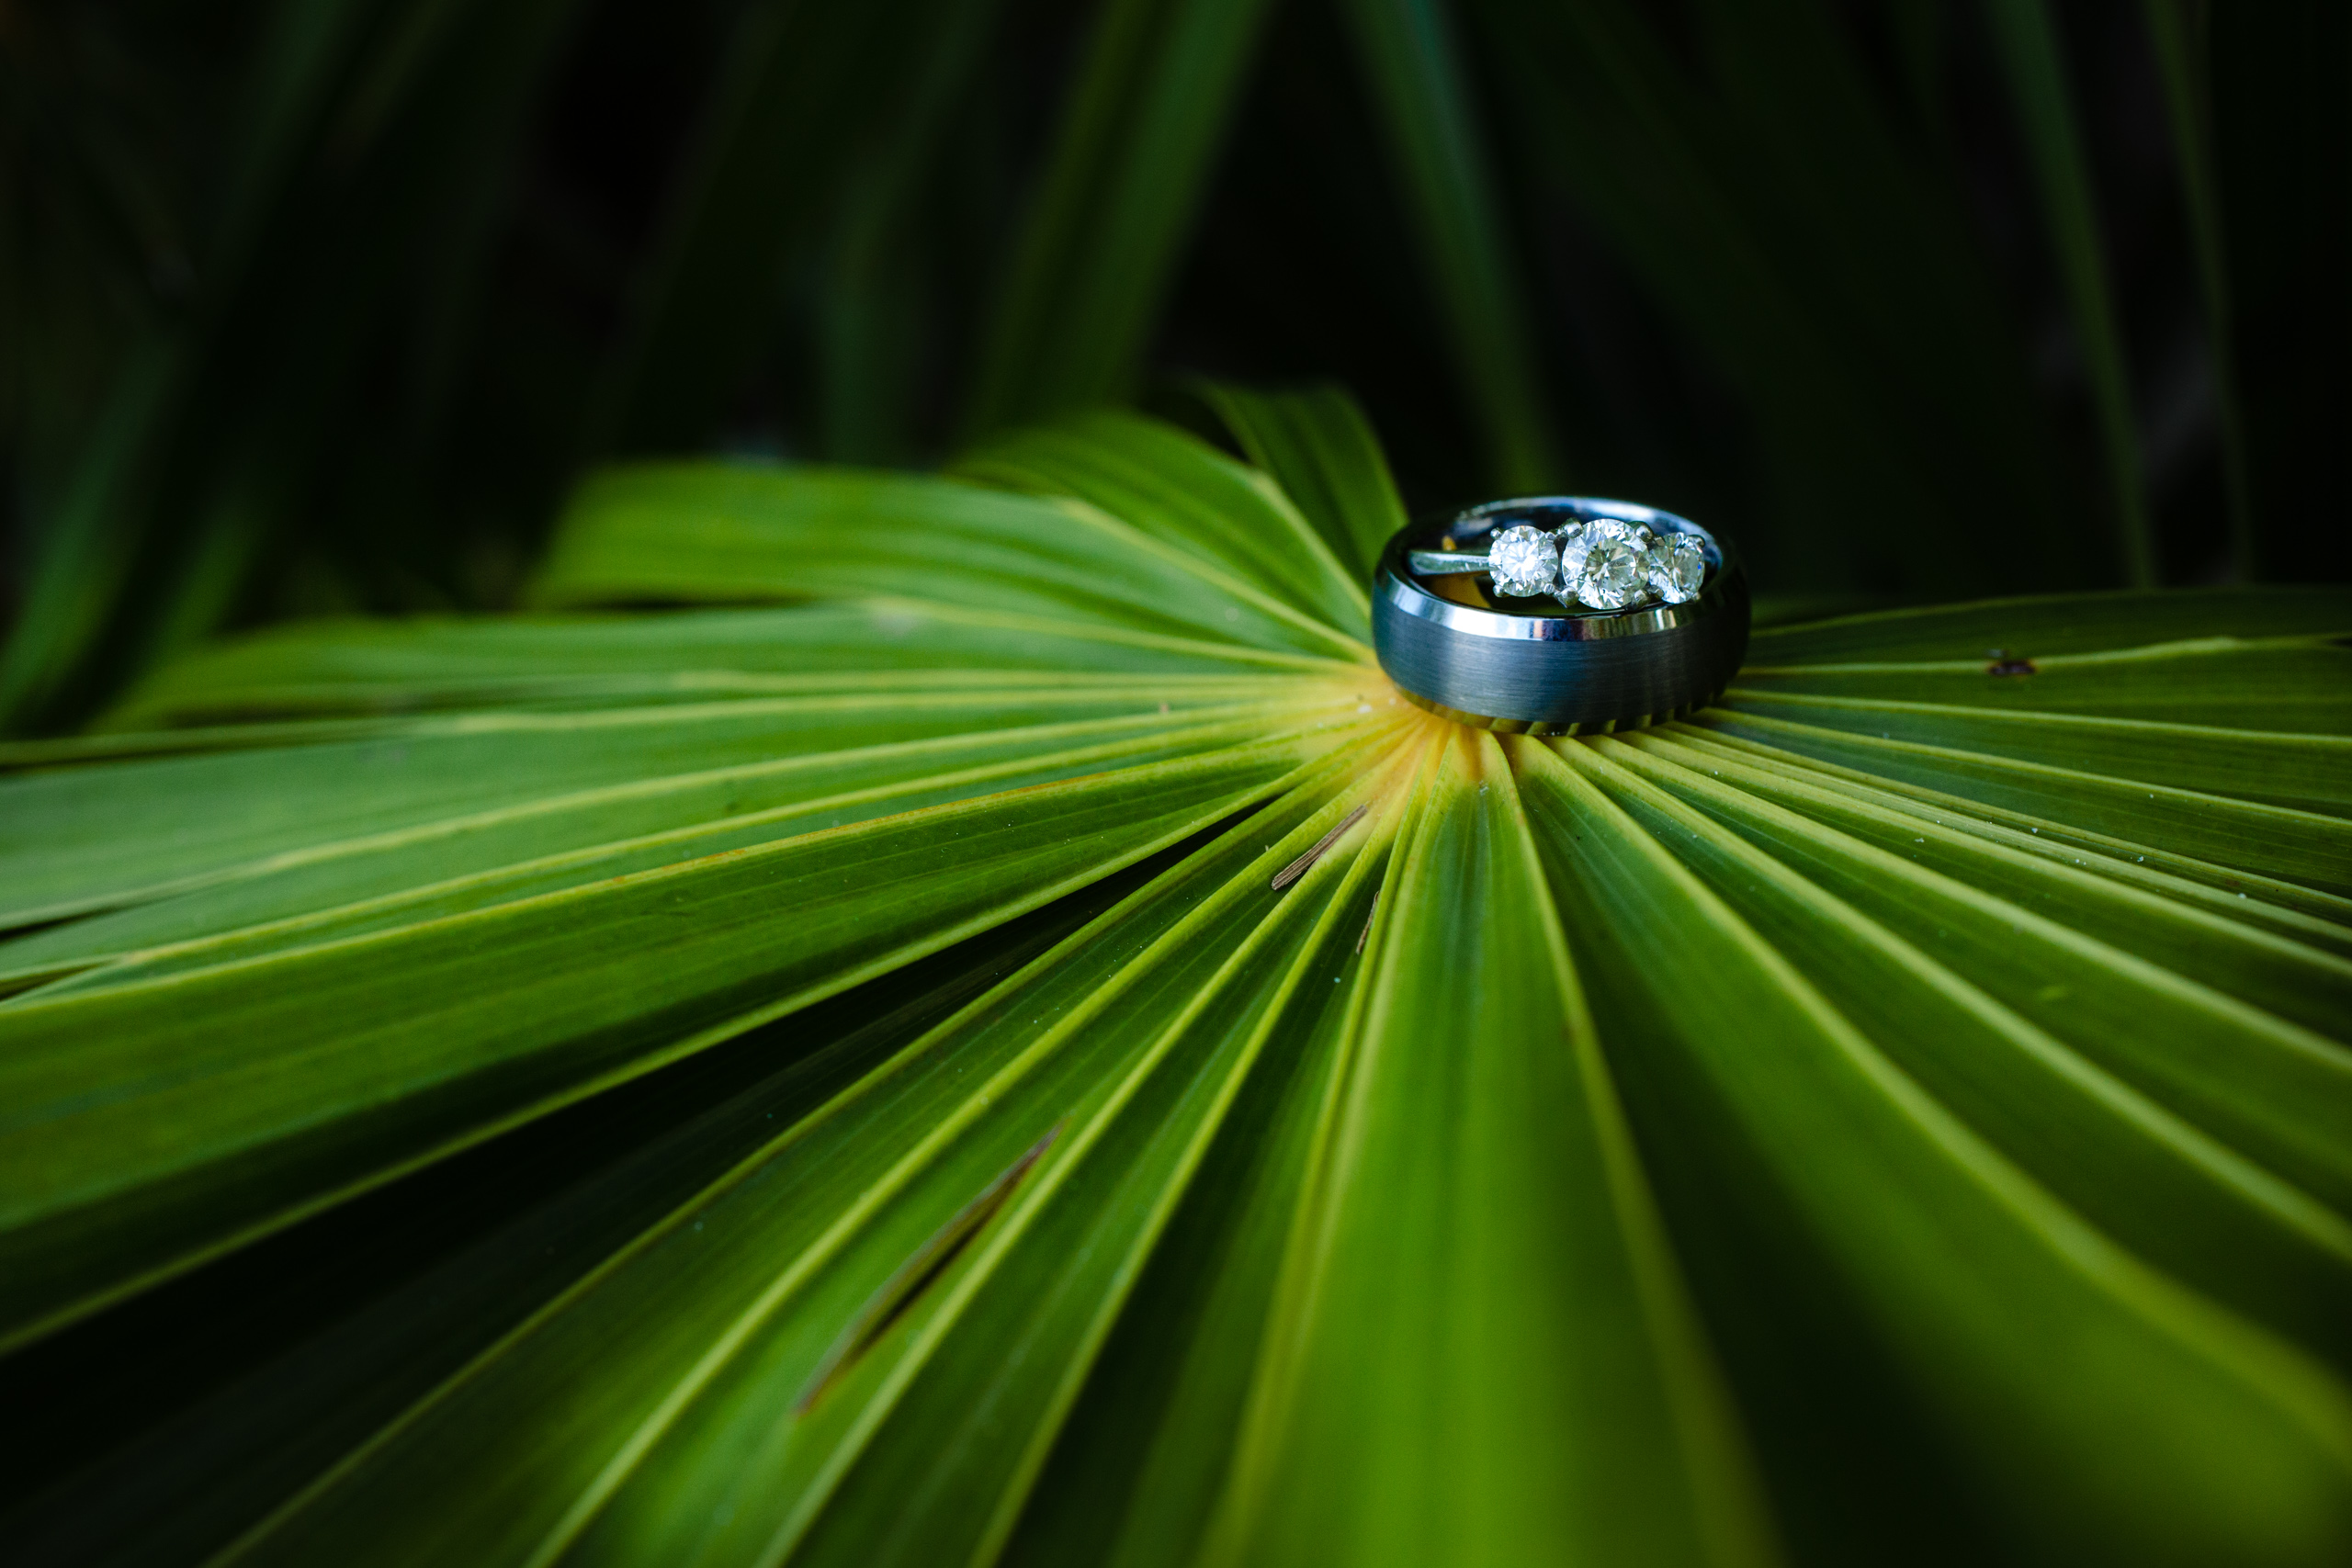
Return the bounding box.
[1372,499,1748,733]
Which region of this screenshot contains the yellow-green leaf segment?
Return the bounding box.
[3,393,2348,1566]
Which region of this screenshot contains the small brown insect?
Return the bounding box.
[1986,656,2037,677]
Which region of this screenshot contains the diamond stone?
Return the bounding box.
[1566,520,1658,610]
[1487,524,1560,597]
[1557,523,1591,588]
[1650,533,1706,604]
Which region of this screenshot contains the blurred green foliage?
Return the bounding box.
[2,0,2346,732]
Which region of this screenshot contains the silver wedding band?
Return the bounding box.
[1372,497,1749,734]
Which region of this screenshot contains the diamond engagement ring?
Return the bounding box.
[1408,502,1708,610]
[1374,496,1748,733]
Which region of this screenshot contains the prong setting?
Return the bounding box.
[1651,533,1706,604]
[1486,524,1561,598]
[1561,519,1655,610]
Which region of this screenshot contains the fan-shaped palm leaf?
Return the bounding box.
[2,390,2347,1566]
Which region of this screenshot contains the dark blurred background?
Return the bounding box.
[2,0,2345,732]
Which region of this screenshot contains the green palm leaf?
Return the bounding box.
[961,0,1277,434]
[3,389,2347,1566]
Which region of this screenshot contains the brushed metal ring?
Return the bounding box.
[1372,497,1750,735]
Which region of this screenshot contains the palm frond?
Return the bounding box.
[3,393,2346,1565]
[1333,0,1559,491]
[962,0,1277,434]
[1980,0,2155,585]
